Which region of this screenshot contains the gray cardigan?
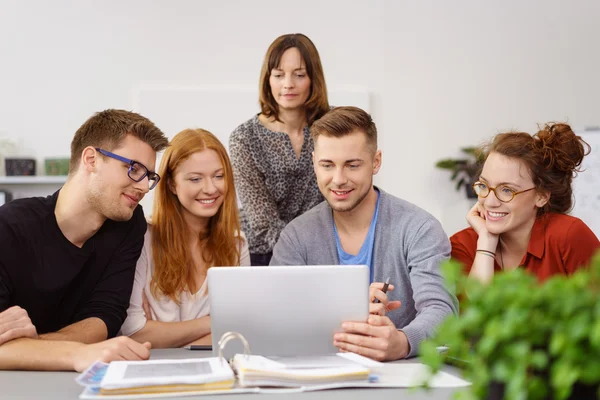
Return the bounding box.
[270,188,458,357]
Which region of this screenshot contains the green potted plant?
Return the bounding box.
[420,252,600,400]
[436,147,485,199]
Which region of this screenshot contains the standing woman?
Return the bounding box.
[451,123,600,284]
[121,129,250,348]
[229,33,330,266]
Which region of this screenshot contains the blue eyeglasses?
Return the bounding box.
[95,148,160,190]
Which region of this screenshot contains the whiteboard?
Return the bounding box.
[571,129,600,239]
[132,85,370,213]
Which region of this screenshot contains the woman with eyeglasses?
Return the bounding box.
[451,122,599,284]
[229,33,329,266]
[120,129,250,348]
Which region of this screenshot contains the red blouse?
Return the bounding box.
[450,213,600,281]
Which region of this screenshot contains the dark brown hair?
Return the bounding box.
[259,33,329,126]
[484,122,590,215]
[311,106,377,152]
[69,109,168,173]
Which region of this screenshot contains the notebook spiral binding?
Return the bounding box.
[217,331,251,367]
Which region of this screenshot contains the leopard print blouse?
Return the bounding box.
[229,115,324,255]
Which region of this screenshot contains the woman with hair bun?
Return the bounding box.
[451,122,600,283]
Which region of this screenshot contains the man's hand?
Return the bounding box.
[333,315,410,361]
[72,336,152,372]
[369,282,401,316]
[0,306,38,346]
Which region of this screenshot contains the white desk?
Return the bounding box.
[0,348,466,399]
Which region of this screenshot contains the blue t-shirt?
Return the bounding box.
[333,190,381,283]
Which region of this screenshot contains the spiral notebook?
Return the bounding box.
[77,331,470,398]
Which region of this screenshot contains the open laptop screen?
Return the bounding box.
[208,265,369,357]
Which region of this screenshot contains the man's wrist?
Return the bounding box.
[67,341,86,371]
[394,329,410,360]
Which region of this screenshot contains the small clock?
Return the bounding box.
[5,158,36,176]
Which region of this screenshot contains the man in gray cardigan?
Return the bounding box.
[270,106,458,361]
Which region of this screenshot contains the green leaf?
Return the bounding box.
[419,340,443,372]
[529,351,548,370]
[459,308,483,330]
[551,360,579,395]
[455,391,478,400]
[590,320,600,349]
[436,159,465,169]
[567,313,591,342]
[527,376,549,400]
[455,177,465,191]
[490,360,511,382]
[550,332,568,355]
[504,365,528,400]
[504,341,530,362]
[578,359,600,383]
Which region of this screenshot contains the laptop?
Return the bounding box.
[208,265,369,358]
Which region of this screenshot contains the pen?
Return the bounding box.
[183,345,212,351]
[374,277,390,303]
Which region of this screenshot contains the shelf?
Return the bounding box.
[0,176,67,184]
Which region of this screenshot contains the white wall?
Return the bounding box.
[381,0,600,234]
[1,0,599,234]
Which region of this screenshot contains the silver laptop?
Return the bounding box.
[208,265,369,358]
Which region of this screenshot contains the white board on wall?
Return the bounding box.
[132,85,370,214]
[571,129,600,239]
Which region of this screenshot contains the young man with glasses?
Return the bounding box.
[270,107,458,361]
[0,109,168,371]
[451,123,599,284]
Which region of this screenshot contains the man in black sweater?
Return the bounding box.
[0,109,168,371]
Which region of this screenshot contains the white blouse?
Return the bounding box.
[120,227,251,336]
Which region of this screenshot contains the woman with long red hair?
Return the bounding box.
[121,129,249,348]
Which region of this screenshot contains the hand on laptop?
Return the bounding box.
[333,315,410,361]
[72,337,152,372]
[0,306,38,346]
[369,282,401,316]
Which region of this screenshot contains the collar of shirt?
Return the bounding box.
[527,215,547,260]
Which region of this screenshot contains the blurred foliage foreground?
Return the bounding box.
[420,251,600,400]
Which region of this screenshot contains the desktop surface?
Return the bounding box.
[0,348,466,399]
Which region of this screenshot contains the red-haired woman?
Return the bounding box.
[451,123,599,284]
[121,129,249,348]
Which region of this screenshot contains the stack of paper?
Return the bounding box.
[232,353,373,387]
[75,354,471,399]
[76,358,235,396]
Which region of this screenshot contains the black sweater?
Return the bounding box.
[0,191,146,338]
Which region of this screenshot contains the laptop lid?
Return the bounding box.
[208,265,369,358]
